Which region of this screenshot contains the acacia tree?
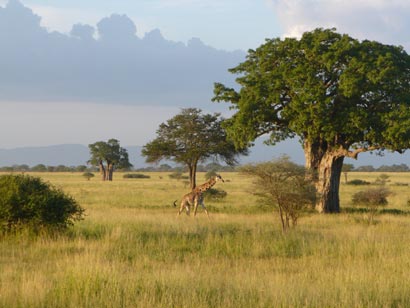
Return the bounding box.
[240,156,316,232]
[88,139,132,181]
[142,108,247,189]
[213,28,410,213]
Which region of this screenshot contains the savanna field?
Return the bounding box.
[2,171,410,307]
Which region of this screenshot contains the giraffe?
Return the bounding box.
[174,174,224,218]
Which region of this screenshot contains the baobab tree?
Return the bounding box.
[213,28,410,213]
[88,139,132,181]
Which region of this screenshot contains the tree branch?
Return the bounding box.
[344,146,381,159]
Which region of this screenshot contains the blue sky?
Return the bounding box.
[1,0,410,166]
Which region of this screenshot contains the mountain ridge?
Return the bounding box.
[0,141,409,168]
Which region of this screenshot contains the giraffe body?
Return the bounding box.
[176,175,224,218]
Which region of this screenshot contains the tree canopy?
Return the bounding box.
[88,139,132,181]
[142,108,247,188]
[213,28,410,212]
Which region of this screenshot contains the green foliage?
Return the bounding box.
[205,169,218,180]
[240,156,316,232]
[123,173,150,179]
[214,28,410,152]
[214,27,410,212]
[352,188,391,206]
[374,174,390,185]
[168,172,188,180]
[142,108,247,188]
[352,187,392,224]
[88,139,132,169]
[347,179,371,185]
[0,174,84,232]
[88,139,132,181]
[203,188,228,202]
[82,172,95,180]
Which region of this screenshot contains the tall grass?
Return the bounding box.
[1,171,410,307]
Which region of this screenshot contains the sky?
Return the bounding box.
[1,0,410,165]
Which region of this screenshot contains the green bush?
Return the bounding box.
[168,172,188,180]
[352,187,391,206]
[0,174,84,232]
[123,173,150,179]
[347,179,371,185]
[203,188,227,202]
[351,187,391,224]
[82,172,95,180]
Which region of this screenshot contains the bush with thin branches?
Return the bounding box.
[240,156,316,232]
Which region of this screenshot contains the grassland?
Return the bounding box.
[2,171,410,307]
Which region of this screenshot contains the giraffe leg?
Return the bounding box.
[193,199,199,217]
[199,199,210,219]
[177,201,186,216]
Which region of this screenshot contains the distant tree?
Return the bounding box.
[31,164,47,172]
[377,164,410,172]
[213,28,410,213]
[342,164,355,184]
[158,164,173,171]
[205,162,223,171]
[76,165,88,172]
[55,165,70,172]
[355,165,376,172]
[142,108,247,189]
[82,172,95,181]
[240,156,316,232]
[88,139,132,181]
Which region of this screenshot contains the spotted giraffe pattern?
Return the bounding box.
[175,175,224,218]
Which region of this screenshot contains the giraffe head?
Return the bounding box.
[215,174,224,183]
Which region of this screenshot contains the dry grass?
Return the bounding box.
[1,171,410,307]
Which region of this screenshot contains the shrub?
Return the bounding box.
[0,174,84,232]
[168,172,188,180]
[374,174,390,185]
[203,188,227,202]
[123,173,150,179]
[351,187,392,224]
[82,172,95,180]
[347,179,371,185]
[240,156,316,232]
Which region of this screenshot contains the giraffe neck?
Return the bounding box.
[194,178,217,193]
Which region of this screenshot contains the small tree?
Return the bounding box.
[82,172,95,181]
[88,139,132,181]
[142,108,247,189]
[240,156,316,232]
[0,174,84,232]
[352,187,391,224]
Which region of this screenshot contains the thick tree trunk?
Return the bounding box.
[304,140,344,213]
[107,163,114,181]
[315,154,344,213]
[188,163,197,189]
[99,160,106,181]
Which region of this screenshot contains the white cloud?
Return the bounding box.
[29,5,103,34]
[269,0,410,50]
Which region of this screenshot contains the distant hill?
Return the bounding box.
[0,140,409,168]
